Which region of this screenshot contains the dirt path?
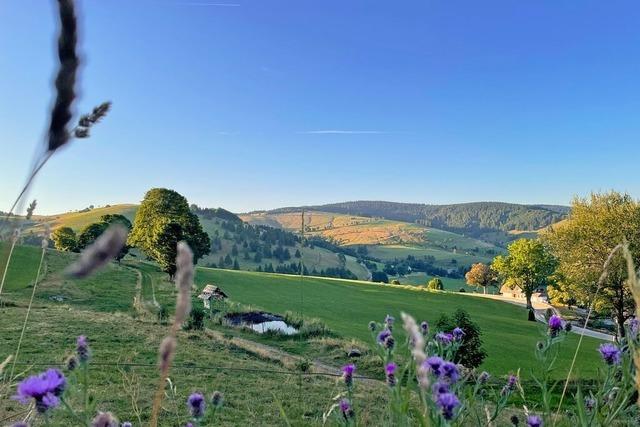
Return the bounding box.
[204,328,380,385]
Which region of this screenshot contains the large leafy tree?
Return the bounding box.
[77,222,108,250]
[543,192,640,338]
[51,227,78,252]
[492,238,557,319]
[465,263,497,294]
[128,188,210,277]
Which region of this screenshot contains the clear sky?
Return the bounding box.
[2,0,640,214]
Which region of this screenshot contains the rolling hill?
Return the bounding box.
[257,201,568,246]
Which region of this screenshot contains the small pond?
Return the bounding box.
[225,311,299,336]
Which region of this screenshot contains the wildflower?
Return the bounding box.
[478,371,490,384]
[436,332,453,345]
[598,343,621,365]
[12,423,28,427]
[184,424,194,427]
[436,392,459,420]
[419,320,429,334]
[77,335,90,363]
[502,374,518,395]
[91,412,118,427]
[342,364,355,387]
[121,423,133,427]
[14,368,66,413]
[158,336,176,373]
[66,355,79,371]
[211,390,223,407]
[385,362,397,387]
[432,381,449,396]
[384,314,395,330]
[526,415,543,427]
[376,329,391,345]
[548,315,563,336]
[384,335,395,350]
[339,398,354,419]
[452,327,465,341]
[510,415,520,426]
[187,392,206,418]
[441,361,459,383]
[424,356,444,376]
[584,396,596,411]
[368,321,376,332]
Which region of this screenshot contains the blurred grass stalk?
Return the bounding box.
[622,243,640,406]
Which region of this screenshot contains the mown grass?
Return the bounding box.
[366,243,495,268]
[25,204,138,233]
[195,268,604,378]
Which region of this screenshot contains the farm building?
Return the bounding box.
[499,284,548,303]
[197,284,228,309]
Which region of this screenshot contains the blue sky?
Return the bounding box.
[2,0,640,214]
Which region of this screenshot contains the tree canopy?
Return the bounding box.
[129,188,210,276]
[427,277,444,290]
[492,238,557,317]
[543,191,640,337]
[51,227,78,252]
[465,263,497,294]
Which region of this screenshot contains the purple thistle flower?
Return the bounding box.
[12,423,29,427]
[339,398,354,419]
[384,335,395,350]
[526,415,543,427]
[91,411,118,427]
[121,423,133,427]
[436,332,453,345]
[584,396,596,411]
[384,314,395,328]
[377,329,391,345]
[342,364,355,387]
[424,356,444,376]
[187,392,206,418]
[452,327,465,341]
[431,381,449,396]
[211,390,223,408]
[77,335,90,363]
[420,321,429,335]
[436,392,460,420]
[14,368,66,413]
[502,374,518,395]
[548,315,563,336]
[184,424,194,427]
[385,362,397,387]
[478,371,490,384]
[598,343,622,365]
[441,361,459,383]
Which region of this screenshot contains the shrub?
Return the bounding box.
[391,279,401,285]
[184,306,205,331]
[427,277,444,290]
[435,309,487,368]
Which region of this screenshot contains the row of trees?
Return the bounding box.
[464,192,640,338]
[51,214,132,261]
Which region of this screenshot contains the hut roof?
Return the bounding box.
[197,284,228,300]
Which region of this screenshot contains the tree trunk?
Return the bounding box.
[483,286,487,295]
[614,286,626,340]
[526,292,535,321]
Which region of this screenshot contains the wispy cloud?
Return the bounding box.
[178,2,241,6]
[299,130,386,135]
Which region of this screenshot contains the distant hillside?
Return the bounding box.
[262,201,568,245]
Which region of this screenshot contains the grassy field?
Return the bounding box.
[25,204,139,233]
[366,244,496,268]
[0,245,387,426]
[194,268,603,378]
[0,243,611,424]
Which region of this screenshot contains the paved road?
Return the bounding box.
[465,293,615,341]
